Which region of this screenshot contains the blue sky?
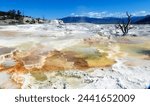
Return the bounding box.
[0,0,150,19]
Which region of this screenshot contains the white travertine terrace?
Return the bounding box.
[0,23,150,89]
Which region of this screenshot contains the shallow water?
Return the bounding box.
[0,47,15,55]
[63,43,115,68]
[30,71,47,81]
[0,72,20,89]
[118,40,150,59]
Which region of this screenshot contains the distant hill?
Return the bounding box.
[60,16,145,24]
[135,15,150,24]
[60,16,121,24]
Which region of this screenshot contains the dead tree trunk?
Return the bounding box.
[116,12,132,36]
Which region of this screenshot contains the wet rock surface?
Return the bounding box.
[0,24,150,89]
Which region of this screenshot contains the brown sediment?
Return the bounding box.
[63,51,89,69]
[42,50,89,71]
[0,31,19,36]
[70,57,89,69]
[41,49,115,71]
[0,31,31,36]
[22,55,41,65]
[0,65,6,71]
[83,37,111,46]
[0,38,116,73]
[2,49,115,72]
[124,61,137,66]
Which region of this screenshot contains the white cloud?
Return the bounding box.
[71,11,108,18]
[70,11,150,18]
[132,11,150,16]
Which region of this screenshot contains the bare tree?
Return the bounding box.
[115,12,132,36]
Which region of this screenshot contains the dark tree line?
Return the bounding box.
[0,9,23,20]
[7,10,23,20]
